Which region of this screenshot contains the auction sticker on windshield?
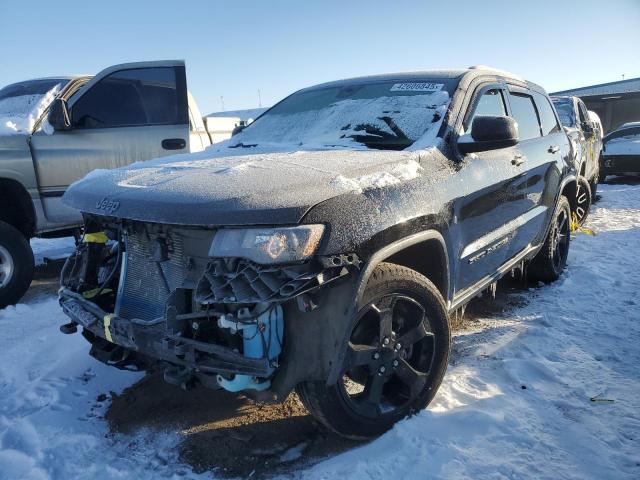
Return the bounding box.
[390,83,443,92]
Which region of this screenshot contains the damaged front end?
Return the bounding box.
[59,216,360,396]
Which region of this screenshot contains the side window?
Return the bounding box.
[577,102,588,124]
[507,92,541,141]
[465,88,506,134]
[533,92,561,136]
[72,67,179,129]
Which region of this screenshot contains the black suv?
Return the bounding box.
[59,66,576,439]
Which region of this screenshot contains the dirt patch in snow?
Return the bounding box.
[106,373,361,478]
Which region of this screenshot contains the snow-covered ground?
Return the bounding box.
[30,237,76,266]
[1,183,639,479]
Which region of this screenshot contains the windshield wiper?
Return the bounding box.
[344,119,412,150]
[229,142,258,149]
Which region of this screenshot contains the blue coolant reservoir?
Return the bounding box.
[217,305,284,392]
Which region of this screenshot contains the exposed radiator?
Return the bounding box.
[116,230,186,321]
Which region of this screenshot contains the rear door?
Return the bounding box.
[30,60,189,223]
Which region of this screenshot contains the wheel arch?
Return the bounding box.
[356,230,450,305]
[560,174,578,215]
[0,178,36,238]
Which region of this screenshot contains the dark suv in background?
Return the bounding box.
[58,66,576,438]
[551,95,603,225]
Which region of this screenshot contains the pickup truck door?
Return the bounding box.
[29,60,189,223]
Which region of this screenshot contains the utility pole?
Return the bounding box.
[258,89,262,108]
[622,74,625,80]
[220,96,225,111]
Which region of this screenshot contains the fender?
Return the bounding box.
[355,229,450,305]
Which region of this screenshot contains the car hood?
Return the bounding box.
[62,147,437,226]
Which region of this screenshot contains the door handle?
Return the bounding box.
[548,145,560,154]
[511,154,524,166]
[162,138,187,150]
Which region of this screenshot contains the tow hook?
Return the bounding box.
[60,322,78,334]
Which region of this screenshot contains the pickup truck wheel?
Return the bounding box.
[528,196,571,283]
[575,176,592,226]
[296,263,450,439]
[0,221,34,309]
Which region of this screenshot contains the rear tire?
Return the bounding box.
[297,262,450,439]
[0,221,34,309]
[575,176,592,226]
[528,196,571,283]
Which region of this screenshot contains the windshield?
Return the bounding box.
[231,79,453,150]
[551,98,575,128]
[0,78,67,134]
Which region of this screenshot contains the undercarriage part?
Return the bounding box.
[216,305,284,392]
[195,258,349,304]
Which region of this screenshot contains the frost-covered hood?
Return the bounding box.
[63,147,436,226]
[605,136,640,156]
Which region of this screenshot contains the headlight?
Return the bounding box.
[209,225,325,264]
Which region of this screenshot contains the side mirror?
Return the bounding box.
[582,122,594,139]
[459,116,519,154]
[48,98,71,131]
[231,124,246,136]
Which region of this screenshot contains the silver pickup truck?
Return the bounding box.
[0,60,211,308]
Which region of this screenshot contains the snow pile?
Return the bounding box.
[1,183,639,479]
[234,91,449,150]
[0,84,61,135]
[331,159,424,193]
[30,237,76,266]
[0,300,207,479]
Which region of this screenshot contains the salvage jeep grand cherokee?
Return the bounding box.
[59,66,577,438]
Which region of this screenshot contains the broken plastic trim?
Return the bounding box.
[195,254,359,304]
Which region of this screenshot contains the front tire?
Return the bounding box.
[0,221,35,309]
[297,263,451,439]
[528,196,571,283]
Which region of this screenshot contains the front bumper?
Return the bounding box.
[58,287,272,378]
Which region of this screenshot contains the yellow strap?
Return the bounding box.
[82,288,112,299]
[570,212,596,236]
[85,232,109,243]
[103,314,114,343]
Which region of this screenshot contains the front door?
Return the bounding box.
[30,60,189,223]
[452,85,530,293]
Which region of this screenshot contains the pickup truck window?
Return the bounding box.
[72,67,179,129]
[465,88,506,134]
[533,92,561,136]
[0,79,66,133]
[508,92,541,141]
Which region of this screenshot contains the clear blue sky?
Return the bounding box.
[1,0,638,115]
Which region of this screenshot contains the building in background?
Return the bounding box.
[552,77,640,134]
